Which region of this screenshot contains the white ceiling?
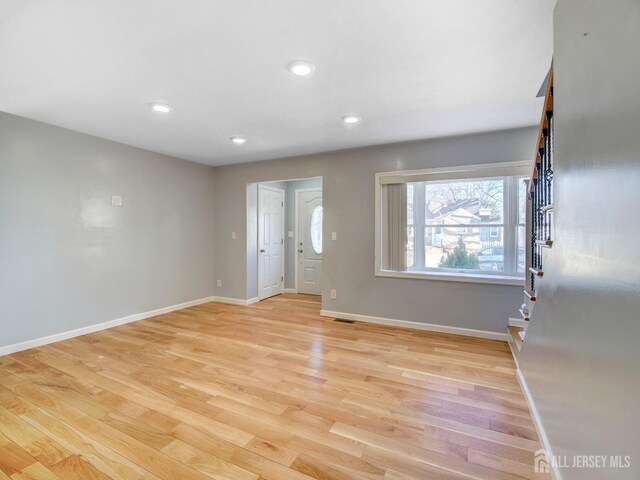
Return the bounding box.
[0,0,555,166]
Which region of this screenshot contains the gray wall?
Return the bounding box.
[520,1,640,478]
[0,110,536,346]
[0,112,215,349]
[214,127,536,333]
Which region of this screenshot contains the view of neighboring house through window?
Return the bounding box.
[378,162,528,282]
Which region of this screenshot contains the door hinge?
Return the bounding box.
[281,276,284,282]
[281,201,284,207]
[281,238,284,244]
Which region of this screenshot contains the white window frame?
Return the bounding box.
[375,162,528,286]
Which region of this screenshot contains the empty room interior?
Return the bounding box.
[1,1,639,479]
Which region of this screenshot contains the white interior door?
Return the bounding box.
[258,185,284,300]
[296,189,323,295]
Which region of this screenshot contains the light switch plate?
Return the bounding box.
[288,231,294,238]
[231,231,236,240]
[111,195,123,207]
[330,289,337,299]
[331,232,337,241]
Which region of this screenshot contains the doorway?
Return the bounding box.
[257,184,284,300]
[296,188,323,295]
[250,177,322,302]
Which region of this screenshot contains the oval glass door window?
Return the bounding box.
[310,206,323,254]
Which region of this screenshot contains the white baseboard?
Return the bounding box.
[320,310,508,341]
[284,288,298,294]
[0,296,215,357]
[212,296,260,306]
[516,367,561,480]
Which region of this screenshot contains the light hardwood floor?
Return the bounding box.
[0,294,549,480]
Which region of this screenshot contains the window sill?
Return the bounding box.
[376,269,524,286]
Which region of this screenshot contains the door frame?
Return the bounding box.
[257,184,285,300]
[294,187,323,294]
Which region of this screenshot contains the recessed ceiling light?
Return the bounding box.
[150,102,172,113]
[230,136,247,145]
[342,115,361,124]
[288,60,315,76]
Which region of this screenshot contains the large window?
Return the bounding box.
[376,162,528,285]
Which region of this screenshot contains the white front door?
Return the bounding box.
[296,189,323,295]
[258,185,284,300]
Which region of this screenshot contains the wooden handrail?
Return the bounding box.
[529,63,554,196]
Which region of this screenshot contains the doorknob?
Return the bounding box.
[260,249,265,253]
[298,249,304,253]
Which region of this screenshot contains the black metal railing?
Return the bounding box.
[530,86,554,291]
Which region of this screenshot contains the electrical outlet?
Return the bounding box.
[331,232,337,241]
[231,231,236,240]
[330,289,337,299]
[216,279,222,288]
[111,195,123,206]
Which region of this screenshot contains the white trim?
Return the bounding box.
[376,269,524,286]
[253,175,322,184]
[320,309,508,341]
[294,187,324,194]
[377,160,530,184]
[508,317,528,328]
[0,296,214,357]
[212,296,260,306]
[284,288,298,294]
[295,187,323,294]
[515,367,562,480]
